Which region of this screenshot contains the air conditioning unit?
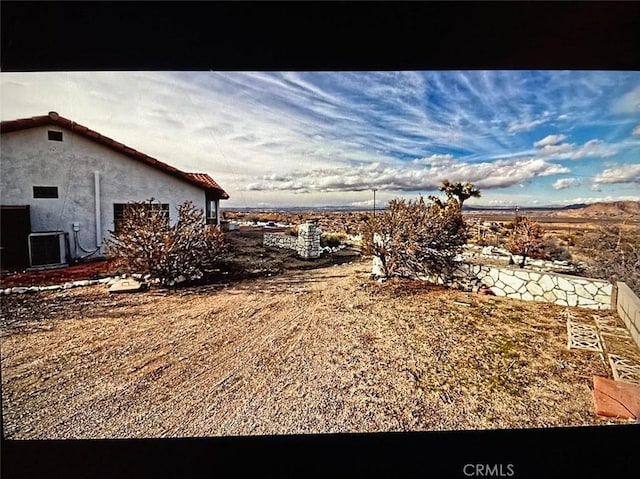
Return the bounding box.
[28,231,69,268]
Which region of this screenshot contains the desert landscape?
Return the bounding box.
[2,202,639,439]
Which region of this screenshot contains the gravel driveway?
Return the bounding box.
[1,257,629,439]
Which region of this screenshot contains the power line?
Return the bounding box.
[184,80,249,210]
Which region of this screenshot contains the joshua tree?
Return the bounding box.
[438,179,481,209]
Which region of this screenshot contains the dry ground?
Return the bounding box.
[1,254,632,439]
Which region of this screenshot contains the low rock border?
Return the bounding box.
[2,278,112,295]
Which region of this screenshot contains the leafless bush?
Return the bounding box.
[321,232,347,248]
[105,199,225,285]
[505,216,546,268]
[578,223,640,294]
[363,196,468,281]
[540,236,572,262]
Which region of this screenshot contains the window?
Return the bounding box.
[33,186,59,198]
[113,202,169,233]
[48,130,63,141]
[206,199,218,225]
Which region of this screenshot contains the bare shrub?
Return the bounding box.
[321,232,347,248]
[105,199,225,285]
[363,196,468,281]
[541,237,572,262]
[505,216,546,268]
[578,223,640,294]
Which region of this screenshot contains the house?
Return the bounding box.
[0,111,229,271]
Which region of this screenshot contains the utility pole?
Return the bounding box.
[372,189,377,218]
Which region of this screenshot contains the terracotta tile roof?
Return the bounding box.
[1,112,229,199]
[185,173,227,192]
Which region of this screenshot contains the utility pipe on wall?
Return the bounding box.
[94,171,102,249]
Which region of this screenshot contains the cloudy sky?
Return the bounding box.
[2,71,639,209]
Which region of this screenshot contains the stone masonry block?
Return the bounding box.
[538,275,555,292]
[584,282,599,296]
[557,276,575,292]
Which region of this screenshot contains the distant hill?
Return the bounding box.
[228,201,640,217]
[550,201,640,218]
[463,201,640,217]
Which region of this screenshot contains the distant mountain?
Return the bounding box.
[549,201,640,218]
[228,201,640,216]
[227,205,379,213]
[464,201,640,216]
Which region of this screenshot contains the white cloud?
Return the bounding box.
[612,85,640,114]
[633,125,640,136]
[534,134,566,148]
[536,142,574,157]
[530,135,621,161]
[552,178,579,190]
[350,199,375,207]
[245,157,570,193]
[570,139,618,160]
[507,118,547,133]
[412,154,454,166]
[592,163,640,185]
[3,71,639,208]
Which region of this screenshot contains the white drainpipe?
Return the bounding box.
[216,198,221,228]
[94,171,102,249]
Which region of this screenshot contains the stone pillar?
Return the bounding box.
[371,233,385,277]
[297,220,321,259]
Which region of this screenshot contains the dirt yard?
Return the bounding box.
[2,243,633,439]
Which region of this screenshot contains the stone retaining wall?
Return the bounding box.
[263,233,298,250]
[263,221,322,259]
[372,256,613,310]
[461,263,612,310]
[463,245,583,273]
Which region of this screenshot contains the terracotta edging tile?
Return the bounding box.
[592,376,640,420]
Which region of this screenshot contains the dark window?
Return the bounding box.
[113,202,169,233]
[48,130,63,141]
[33,186,59,198]
[206,199,218,225]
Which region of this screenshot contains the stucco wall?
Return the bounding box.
[616,282,640,348]
[1,126,207,258]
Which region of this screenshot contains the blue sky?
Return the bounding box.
[1,71,639,208]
